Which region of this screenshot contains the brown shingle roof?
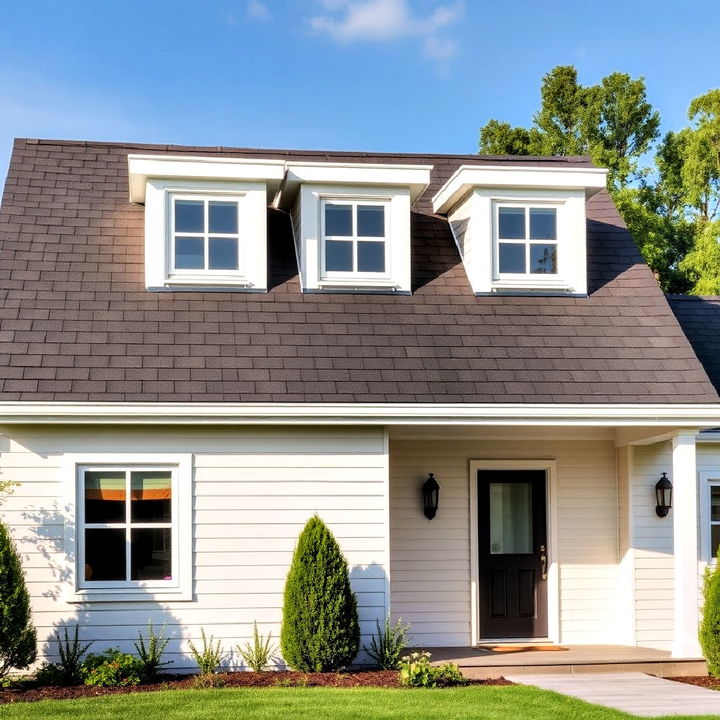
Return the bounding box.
[0,138,716,404]
[668,295,720,394]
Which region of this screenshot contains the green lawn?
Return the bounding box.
[1,685,718,720]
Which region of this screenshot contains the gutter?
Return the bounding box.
[1,402,720,426]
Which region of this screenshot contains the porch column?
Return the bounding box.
[672,432,702,658]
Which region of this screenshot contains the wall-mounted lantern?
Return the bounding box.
[655,472,673,517]
[422,473,439,520]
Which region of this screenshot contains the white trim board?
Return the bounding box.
[2,402,720,426]
[468,460,560,646]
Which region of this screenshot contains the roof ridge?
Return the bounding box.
[16,138,593,164]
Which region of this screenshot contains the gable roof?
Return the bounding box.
[0,138,716,405]
[668,295,720,394]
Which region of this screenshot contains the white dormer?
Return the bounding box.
[278,162,432,293]
[128,155,285,292]
[433,165,608,295]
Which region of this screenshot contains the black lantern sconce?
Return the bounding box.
[655,472,673,518]
[423,473,440,520]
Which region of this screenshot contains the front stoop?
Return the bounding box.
[462,659,707,680]
[421,646,707,680]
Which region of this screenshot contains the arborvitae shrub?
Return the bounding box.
[700,548,720,676]
[0,520,37,677]
[280,515,359,671]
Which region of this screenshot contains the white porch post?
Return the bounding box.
[672,432,702,658]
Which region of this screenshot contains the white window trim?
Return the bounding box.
[144,179,268,292]
[320,197,391,283]
[168,192,247,282]
[493,201,560,281]
[700,471,720,565]
[62,453,193,602]
[296,184,412,293]
[445,187,587,295]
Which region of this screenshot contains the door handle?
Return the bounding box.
[540,545,547,581]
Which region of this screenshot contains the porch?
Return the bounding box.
[423,645,707,679]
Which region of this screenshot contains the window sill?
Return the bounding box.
[491,278,574,292]
[316,279,401,291]
[67,587,192,603]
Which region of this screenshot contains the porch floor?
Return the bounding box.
[421,645,707,679]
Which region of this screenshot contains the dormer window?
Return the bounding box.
[322,199,389,278]
[128,155,285,292]
[496,204,558,277]
[171,195,243,273]
[278,162,432,293]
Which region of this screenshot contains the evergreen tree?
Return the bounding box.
[700,548,720,676]
[0,520,37,677]
[280,515,359,672]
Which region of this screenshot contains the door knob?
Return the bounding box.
[540,544,547,581]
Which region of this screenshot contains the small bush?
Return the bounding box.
[189,628,224,675]
[192,673,226,689]
[280,515,360,672]
[399,651,466,688]
[81,649,144,687]
[364,615,410,670]
[42,624,93,685]
[237,621,277,672]
[0,520,37,678]
[134,622,171,680]
[700,550,720,675]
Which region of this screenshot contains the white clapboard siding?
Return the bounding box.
[390,436,619,646]
[631,442,674,650]
[0,425,389,669]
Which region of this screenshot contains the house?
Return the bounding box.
[2,137,720,671]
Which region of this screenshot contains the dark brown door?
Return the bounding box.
[478,470,548,639]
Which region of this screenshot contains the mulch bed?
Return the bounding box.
[0,671,512,704]
[669,675,720,689]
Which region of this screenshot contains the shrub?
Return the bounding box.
[399,651,466,688]
[364,615,410,670]
[41,624,94,686]
[237,621,277,672]
[81,649,144,687]
[189,628,224,675]
[700,550,720,675]
[280,515,360,672]
[0,520,37,678]
[134,622,171,680]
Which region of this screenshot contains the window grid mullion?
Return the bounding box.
[204,200,210,271]
[125,470,131,583]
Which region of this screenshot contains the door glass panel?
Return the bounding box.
[489,482,532,554]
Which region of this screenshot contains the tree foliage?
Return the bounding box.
[0,520,37,677]
[280,515,359,672]
[478,66,720,294]
[700,549,720,676]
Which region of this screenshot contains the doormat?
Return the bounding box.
[477,645,569,653]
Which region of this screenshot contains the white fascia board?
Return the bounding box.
[432,165,609,214]
[128,155,286,203]
[280,162,433,206]
[1,402,720,427]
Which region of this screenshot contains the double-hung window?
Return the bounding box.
[321,199,389,278]
[707,478,720,561]
[496,204,558,276]
[72,460,191,600]
[171,195,243,275]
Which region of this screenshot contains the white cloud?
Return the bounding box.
[247,0,271,20]
[308,0,464,61]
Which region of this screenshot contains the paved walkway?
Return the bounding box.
[506,671,720,717]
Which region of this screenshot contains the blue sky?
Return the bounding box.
[0,0,718,185]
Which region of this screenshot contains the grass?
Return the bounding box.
[2,685,719,720]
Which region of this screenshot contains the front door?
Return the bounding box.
[477,470,548,639]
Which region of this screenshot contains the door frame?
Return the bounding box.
[469,460,560,645]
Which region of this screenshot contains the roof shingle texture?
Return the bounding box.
[0,138,716,404]
[668,295,720,395]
